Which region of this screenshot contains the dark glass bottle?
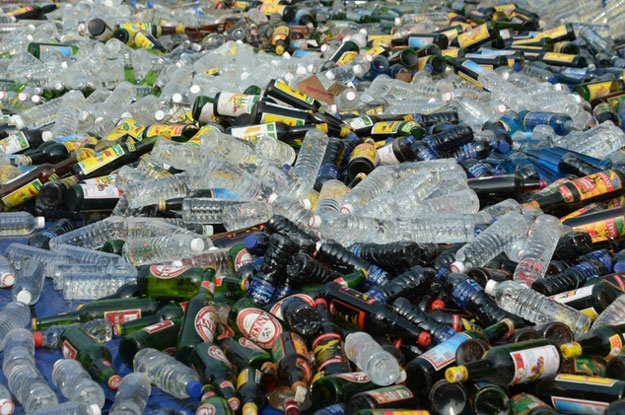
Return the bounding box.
[560,323,625,360]
[316,240,390,287]
[536,374,625,413]
[190,342,240,412]
[219,333,274,374]
[345,385,416,415]
[468,174,544,199]
[227,297,284,350]
[237,367,266,415]
[454,319,516,365]
[271,331,313,403]
[532,259,611,295]
[350,242,436,272]
[311,372,376,408]
[553,231,593,260]
[114,302,185,336]
[27,218,75,249]
[118,319,181,366]
[549,280,623,320]
[198,385,234,415]
[312,298,351,375]
[65,181,122,212]
[136,264,210,301]
[509,393,558,415]
[279,296,321,339]
[72,140,155,180]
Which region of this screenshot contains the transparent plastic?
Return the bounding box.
[61,264,138,300]
[132,348,202,399]
[0,302,30,350]
[47,90,86,140]
[0,212,44,236]
[26,401,101,415]
[12,259,45,305]
[122,234,211,265]
[591,295,625,330]
[35,319,113,350]
[222,201,274,231]
[109,373,151,415]
[7,363,58,413]
[344,332,401,386]
[52,359,105,411]
[2,329,34,379]
[513,215,562,286]
[292,129,330,194]
[0,255,16,288]
[180,198,243,225]
[0,384,14,415]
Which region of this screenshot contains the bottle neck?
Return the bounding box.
[34,310,81,330]
[463,358,493,382]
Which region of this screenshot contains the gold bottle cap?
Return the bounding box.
[445,365,468,383]
[560,342,583,358]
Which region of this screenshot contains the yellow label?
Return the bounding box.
[260,3,286,15]
[533,25,568,41]
[441,28,460,42]
[337,51,358,66]
[458,23,490,48]
[363,46,386,57]
[145,123,186,139]
[581,308,600,320]
[274,81,314,105]
[77,144,124,175]
[107,118,144,141]
[555,374,617,386]
[494,4,516,13]
[607,334,623,361]
[204,67,220,75]
[236,369,249,389]
[368,35,394,47]
[2,178,41,207]
[542,52,576,63]
[458,71,483,88]
[587,82,615,101]
[134,31,157,50]
[272,26,289,43]
[371,121,401,134]
[260,112,305,126]
[5,5,34,17]
[350,143,378,165]
[442,48,460,58]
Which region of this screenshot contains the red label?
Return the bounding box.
[104,309,142,324]
[150,264,191,279]
[236,308,282,348]
[62,340,78,359]
[334,371,370,383]
[197,404,216,415]
[143,319,175,334]
[235,249,253,270]
[217,323,235,340]
[208,345,232,367]
[195,306,217,343]
[239,336,264,351]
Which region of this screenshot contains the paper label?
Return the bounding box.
[77,144,124,175]
[419,333,471,371]
[80,183,122,199]
[103,308,142,324]
[274,81,314,105]
[337,51,358,66]
[260,112,305,126]
[2,178,41,207]
[458,23,490,48]
[509,345,560,385]
[150,264,191,279]
[551,396,608,414]
[377,143,400,165]
[62,340,78,359]
[334,371,370,383]
[543,52,576,63]
[194,305,217,343]
[363,386,413,405]
[236,308,282,348]
[143,319,175,334]
[0,132,29,154]
[347,116,373,130]
[229,123,278,142]
[371,121,401,134]
[216,93,260,117]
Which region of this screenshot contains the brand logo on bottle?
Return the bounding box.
[208,345,232,367]
[197,403,217,415]
[194,306,217,343]
[235,249,253,270]
[163,347,176,356]
[143,320,175,334]
[269,294,314,320]
[103,309,142,324]
[217,323,235,340]
[238,337,264,351]
[62,340,78,359]
[150,264,191,279]
[334,371,370,383]
[236,308,282,348]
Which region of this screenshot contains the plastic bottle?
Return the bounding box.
[5,243,73,278]
[51,359,105,414]
[52,262,137,290]
[0,212,44,236]
[591,295,625,330]
[11,259,44,305]
[121,233,209,265]
[2,329,35,379]
[45,90,86,140]
[7,364,58,413]
[0,255,16,288]
[33,319,113,349]
[344,332,401,386]
[292,128,330,194]
[109,373,152,415]
[0,384,14,415]
[0,302,30,349]
[132,348,203,399]
[222,201,274,231]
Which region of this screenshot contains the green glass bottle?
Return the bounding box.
[61,326,122,389]
[510,393,557,415]
[33,297,160,330]
[176,268,218,364]
[310,371,376,408]
[346,385,416,415]
[119,319,181,366]
[536,374,625,413]
[198,385,234,415]
[219,333,273,373]
[114,302,186,336]
[102,239,126,255]
[227,297,285,350]
[236,367,266,415]
[136,264,209,301]
[560,323,625,361]
[190,342,241,412]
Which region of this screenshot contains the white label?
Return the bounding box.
[216,93,259,117]
[194,306,217,343]
[229,123,278,141]
[208,345,232,367]
[509,345,560,385]
[0,132,29,154]
[347,116,373,130]
[236,308,282,348]
[80,183,123,199]
[551,285,594,304]
[377,143,400,165]
[150,264,191,279]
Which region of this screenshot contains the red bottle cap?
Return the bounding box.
[431,299,446,310]
[108,375,122,389]
[284,400,300,415]
[32,331,43,348]
[313,298,327,307]
[418,331,432,347]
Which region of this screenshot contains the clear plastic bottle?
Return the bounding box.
[344,332,401,386]
[48,216,128,252]
[292,129,330,194]
[339,166,397,214]
[53,244,126,265]
[180,248,234,274]
[484,280,592,336]
[12,259,45,305]
[52,263,137,290]
[513,215,562,287]
[222,201,274,231]
[591,295,625,330]
[9,95,62,129]
[33,319,113,350]
[132,348,203,399]
[315,180,349,219]
[0,302,30,350]
[414,188,481,216]
[5,244,72,277]
[269,194,319,231]
[180,198,243,225]
[109,373,151,415]
[44,90,86,141]
[62,265,138,300]
[256,135,296,166]
[0,255,16,288]
[7,363,58,412]
[122,234,210,265]
[52,359,105,413]
[0,212,44,236]
[255,163,306,199]
[451,211,531,272]
[2,329,35,379]
[26,401,101,415]
[127,94,160,125]
[0,384,14,415]
[554,121,625,158]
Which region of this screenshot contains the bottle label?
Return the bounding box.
[607,334,623,360]
[259,3,286,15]
[61,340,78,359]
[143,319,175,334]
[333,371,371,383]
[452,279,482,309]
[236,308,282,348]
[229,123,278,142]
[458,60,485,88]
[238,336,264,351]
[216,93,260,118]
[458,23,490,48]
[347,116,373,130]
[550,396,608,415]
[207,344,232,367]
[521,112,554,130]
[194,306,217,343]
[77,144,125,175]
[350,143,378,165]
[376,143,400,165]
[407,36,434,48]
[533,24,568,41]
[5,5,33,16]
[38,44,74,57]
[371,121,401,135]
[196,403,217,415]
[269,293,314,320]
[510,393,551,415]
[273,81,314,105]
[542,52,576,63]
[550,285,598,320]
[234,249,253,271]
[586,81,614,101]
[571,214,625,243]
[363,46,386,58]
[509,345,560,385]
[134,32,157,50]
[419,332,472,371]
[1,178,41,207]
[80,183,123,199]
[328,288,376,329]
[312,332,348,373]
[260,112,305,126]
[103,308,142,324]
[0,131,28,154]
[149,264,191,279]
[363,386,413,405]
[237,368,261,389]
[560,170,623,203]
[145,123,186,139]
[336,51,358,66]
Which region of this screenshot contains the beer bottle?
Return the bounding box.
[445,339,563,386]
[190,342,240,411]
[510,393,558,415]
[227,122,327,143]
[198,385,234,415]
[454,319,516,365]
[469,174,545,199]
[312,298,351,375]
[136,264,210,301]
[237,367,266,415]
[549,280,623,320]
[33,297,160,330]
[560,323,625,360]
[320,283,432,347]
[369,121,425,140]
[228,297,284,349]
[118,319,181,366]
[467,381,511,415]
[219,333,274,374]
[114,302,186,336]
[311,372,375,408]
[271,331,313,403]
[176,268,218,364]
[60,326,122,389]
[0,128,44,154]
[536,374,625,413]
[345,385,416,415]
[264,80,323,113]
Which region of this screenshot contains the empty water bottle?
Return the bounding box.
[12,259,45,305]
[222,201,274,231]
[7,364,58,413]
[122,234,210,265]
[27,401,102,415]
[52,359,105,413]
[109,373,151,415]
[0,212,44,236]
[2,329,34,379]
[591,295,625,330]
[60,264,138,299]
[33,319,113,350]
[0,255,16,288]
[513,215,563,286]
[0,302,30,349]
[0,384,14,415]
[344,332,401,386]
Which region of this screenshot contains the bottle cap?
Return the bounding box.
[308,214,321,229]
[431,299,446,310]
[113,323,122,337]
[418,331,432,347]
[228,397,241,412]
[614,261,625,273]
[484,280,498,296]
[0,272,15,288]
[31,318,37,330]
[243,402,259,415]
[187,380,203,397]
[16,290,32,305]
[445,366,468,383]
[190,238,205,252]
[88,404,101,415]
[154,110,166,121]
[450,261,465,273]
[0,399,14,415]
[32,331,43,348]
[284,399,300,415]
[108,374,122,389]
[244,234,259,251]
[41,131,53,141]
[560,342,582,358]
[35,216,45,229]
[172,93,183,103]
[9,115,24,129]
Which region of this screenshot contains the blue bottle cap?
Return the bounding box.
[244,234,258,251]
[187,381,203,398]
[512,62,523,72]
[497,140,511,154]
[614,261,625,273]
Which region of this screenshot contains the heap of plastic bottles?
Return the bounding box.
[3,0,625,414]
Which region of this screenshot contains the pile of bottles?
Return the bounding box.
[3,0,625,414]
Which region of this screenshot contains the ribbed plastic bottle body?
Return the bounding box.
[344,332,400,386]
[222,201,274,231]
[0,212,44,236]
[292,129,330,193]
[513,215,563,286]
[53,263,137,290]
[591,295,625,330]
[7,364,58,413]
[315,180,348,218]
[198,161,267,201]
[149,140,205,170]
[180,198,242,225]
[271,197,319,231]
[558,121,625,158]
[256,135,296,165]
[0,384,14,415]
[122,233,210,266]
[6,246,74,279]
[488,280,592,335]
[12,259,45,305]
[362,171,438,218]
[397,215,476,244]
[12,97,61,129]
[2,329,35,378]
[26,401,100,415]
[62,267,138,300]
[475,199,522,223]
[52,359,105,410]
[128,94,160,125]
[0,302,31,350]
[53,244,126,265]
[181,248,234,274]
[255,164,304,198]
[133,348,201,400]
[200,130,257,165]
[453,211,530,270]
[416,189,481,216]
[100,82,136,118]
[109,373,151,415]
[125,172,191,209]
[49,216,128,251]
[319,214,390,246]
[49,91,86,139]
[340,166,397,214]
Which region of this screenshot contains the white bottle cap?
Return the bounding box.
[190,238,205,253]
[35,216,45,229]
[190,84,201,94]
[484,279,498,296]
[89,404,101,415]
[41,131,53,142]
[154,110,166,121]
[450,261,465,273]
[345,90,357,102]
[0,398,14,415]
[16,290,32,305]
[9,115,24,129]
[394,17,401,26]
[1,272,15,288]
[172,93,183,103]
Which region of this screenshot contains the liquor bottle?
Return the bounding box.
[190,342,240,412]
[136,264,210,301]
[18,138,96,166]
[227,297,284,350]
[237,367,266,415]
[60,326,122,389]
[271,331,313,403]
[445,339,562,386]
[454,319,516,365]
[0,128,45,154]
[141,123,198,142]
[72,140,155,180]
[320,283,432,347]
[176,268,218,364]
[549,280,623,320]
[312,298,351,375]
[118,319,181,366]
[345,385,416,415]
[391,298,457,345]
[366,266,435,303]
[27,218,75,249]
[198,385,234,415]
[509,393,558,415]
[534,321,575,346]
[369,121,425,140]
[468,174,545,199]
[311,372,376,407]
[226,122,327,143]
[532,259,612,295]
[114,302,186,336]
[560,323,625,360]
[536,374,625,413]
[33,297,160,330]
[65,181,122,213]
[193,93,261,124]
[264,80,324,113]
[218,333,274,374]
